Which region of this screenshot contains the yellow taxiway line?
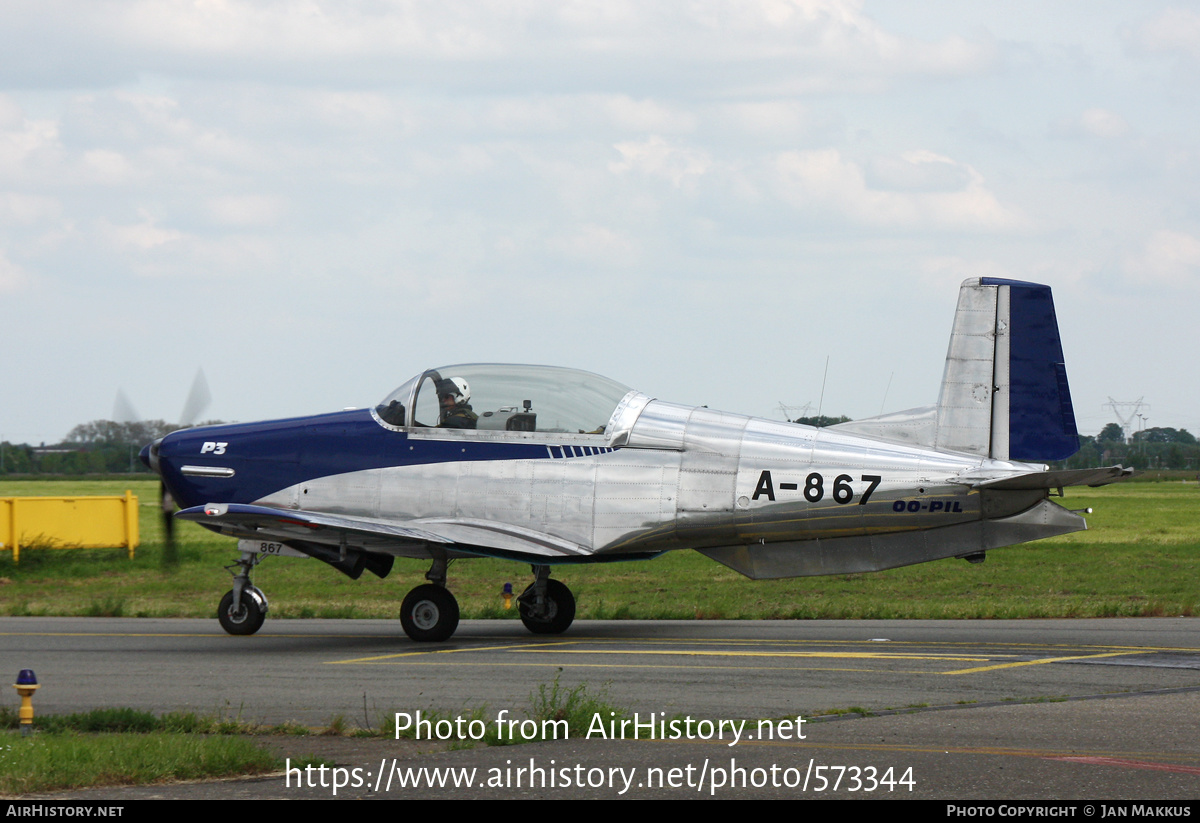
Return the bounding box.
[943,650,1154,675]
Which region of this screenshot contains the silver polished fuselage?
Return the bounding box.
[245,393,1078,579]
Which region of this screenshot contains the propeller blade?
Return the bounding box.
[179,368,212,427]
[112,389,139,424]
[161,480,178,566]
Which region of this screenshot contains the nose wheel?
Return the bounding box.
[218,587,267,635]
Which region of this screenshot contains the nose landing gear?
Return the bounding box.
[218,587,267,635]
[218,550,268,636]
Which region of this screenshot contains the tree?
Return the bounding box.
[1098,422,1125,444]
[1132,427,1196,445]
[0,442,33,473]
[65,419,179,447]
[793,414,852,428]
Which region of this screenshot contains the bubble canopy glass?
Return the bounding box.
[375,364,634,435]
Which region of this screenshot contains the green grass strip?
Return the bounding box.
[2,479,1198,620]
[0,732,279,795]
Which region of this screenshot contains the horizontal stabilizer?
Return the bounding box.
[963,465,1134,490]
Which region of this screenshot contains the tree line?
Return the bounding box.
[790,417,1198,471]
[1058,424,1199,471]
[0,420,221,475]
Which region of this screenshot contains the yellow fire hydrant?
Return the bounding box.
[502,582,514,610]
[13,669,38,736]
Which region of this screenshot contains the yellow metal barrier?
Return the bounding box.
[0,491,139,562]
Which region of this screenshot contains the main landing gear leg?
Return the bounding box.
[218,550,268,636]
[518,565,576,635]
[400,553,460,642]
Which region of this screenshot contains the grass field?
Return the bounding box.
[0,679,617,794]
[0,732,279,795]
[1,477,1197,621]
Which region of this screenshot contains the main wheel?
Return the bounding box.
[519,579,576,635]
[400,584,460,642]
[218,588,266,636]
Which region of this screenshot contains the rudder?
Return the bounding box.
[935,278,1079,461]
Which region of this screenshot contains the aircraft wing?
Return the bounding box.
[955,465,1134,490]
[175,503,590,560]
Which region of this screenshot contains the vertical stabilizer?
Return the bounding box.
[935,278,1079,461]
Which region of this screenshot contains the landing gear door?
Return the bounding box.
[237,538,308,558]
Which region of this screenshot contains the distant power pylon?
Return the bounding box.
[1104,397,1150,443]
[777,401,814,422]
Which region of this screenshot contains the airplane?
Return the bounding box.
[141,278,1130,642]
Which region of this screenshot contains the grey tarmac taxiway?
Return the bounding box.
[4,617,1199,799]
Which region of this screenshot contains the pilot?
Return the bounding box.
[437,377,478,429]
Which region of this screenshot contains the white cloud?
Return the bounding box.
[1078,108,1130,139]
[82,149,133,183]
[602,97,695,134]
[636,0,992,72]
[865,151,973,192]
[1126,230,1200,287]
[0,112,60,180]
[120,1,500,60]
[0,192,61,224]
[112,90,184,131]
[0,94,24,129]
[467,98,568,135]
[715,101,810,138]
[773,149,1021,231]
[101,209,184,251]
[0,1,993,95]
[609,136,711,187]
[1053,108,1131,140]
[302,90,404,129]
[1126,7,1200,59]
[205,195,285,227]
[0,249,29,292]
[0,3,1198,443]
[916,256,1015,291]
[546,222,638,266]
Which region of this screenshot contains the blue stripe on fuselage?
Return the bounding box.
[156,409,565,510]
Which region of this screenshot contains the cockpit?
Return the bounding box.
[374,364,636,436]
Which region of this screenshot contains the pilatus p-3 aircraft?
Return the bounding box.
[142,278,1129,642]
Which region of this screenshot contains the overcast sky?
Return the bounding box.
[2,1,1197,445]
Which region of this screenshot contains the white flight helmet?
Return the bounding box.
[441,376,470,404]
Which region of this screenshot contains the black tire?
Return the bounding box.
[218,589,266,636]
[519,579,576,635]
[400,584,460,642]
